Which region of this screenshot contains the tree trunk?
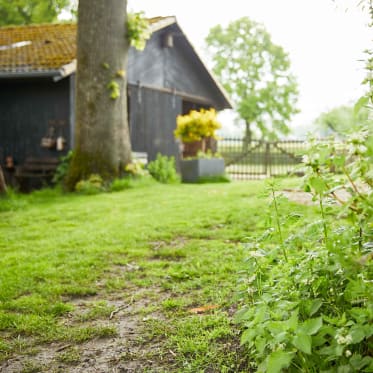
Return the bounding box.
[242,121,252,154]
[66,0,132,190]
[0,166,7,195]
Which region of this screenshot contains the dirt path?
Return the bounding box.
[1,287,173,373]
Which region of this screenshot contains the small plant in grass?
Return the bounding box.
[236,128,372,372]
[124,160,148,178]
[78,301,115,321]
[110,160,150,191]
[57,346,81,365]
[75,174,105,194]
[147,153,180,184]
[53,150,74,185]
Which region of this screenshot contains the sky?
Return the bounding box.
[128,0,372,137]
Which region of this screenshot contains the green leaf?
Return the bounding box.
[309,299,323,316]
[267,351,294,373]
[240,328,256,346]
[354,95,369,116]
[300,317,323,335]
[350,355,372,370]
[292,332,312,354]
[337,365,352,373]
[286,309,299,331]
[349,326,366,344]
[268,321,287,336]
[304,184,311,193]
[255,336,267,355]
[318,343,345,357]
[309,176,328,195]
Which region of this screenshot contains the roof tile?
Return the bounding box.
[0,17,175,73]
[0,23,76,72]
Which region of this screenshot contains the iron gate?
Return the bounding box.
[218,138,305,180]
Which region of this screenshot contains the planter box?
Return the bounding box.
[180,158,225,183]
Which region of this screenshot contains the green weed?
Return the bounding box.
[236,129,373,372]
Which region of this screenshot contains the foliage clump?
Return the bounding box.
[127,12,151,50]
[53,150,74,185]
[147,153,180,184]
[124,160,148,178]
[236,128,373,372]
[174,108,221,144]
[75,174,104,195]
[0,0,72,26]
[109,161,149,191]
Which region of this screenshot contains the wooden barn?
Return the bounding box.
[0,17,231,183]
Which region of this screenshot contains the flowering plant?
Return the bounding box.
[174,108,221,144]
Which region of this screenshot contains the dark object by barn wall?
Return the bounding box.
[129,84,181,162]
[0,77,70,166]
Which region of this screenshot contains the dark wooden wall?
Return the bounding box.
[128,24,226,109]
[0,78,70,165]
[129,84,181,162]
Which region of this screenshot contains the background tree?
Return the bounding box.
[206,17,299,145]
[314,104,370,137]
[0,0,72,26]
[65,0,132,190]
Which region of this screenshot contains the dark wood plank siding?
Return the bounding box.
[128,25,226,110]
[163,29,217,103]
[0,78,70,165]
[127,32,164,87]
[129,85,181,162]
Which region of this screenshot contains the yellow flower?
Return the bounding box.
[174,108,221,143]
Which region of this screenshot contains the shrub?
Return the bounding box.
[147,153,180,184]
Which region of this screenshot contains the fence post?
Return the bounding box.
[264,142,271,177]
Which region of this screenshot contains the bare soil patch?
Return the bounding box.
[281,188,354,205]
[1,287,173,373]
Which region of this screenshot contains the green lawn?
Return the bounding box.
[0,178,318,372]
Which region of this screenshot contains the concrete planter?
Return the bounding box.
[180,158,225,183]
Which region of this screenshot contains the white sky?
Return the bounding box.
[128,0,372,137]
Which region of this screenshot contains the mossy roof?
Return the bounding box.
[0,17,174,73]
[0,23,76,73]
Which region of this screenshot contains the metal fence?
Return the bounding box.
[218,138,305,180]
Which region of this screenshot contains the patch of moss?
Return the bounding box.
[64,149,119,191]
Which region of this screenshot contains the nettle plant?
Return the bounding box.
[236,127,372,372]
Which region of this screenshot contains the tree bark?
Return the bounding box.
[0,166,7,194]
[66,0,132,190]
[242,121,252,154]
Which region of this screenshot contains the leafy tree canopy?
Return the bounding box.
[314,104,370,137]
[0,0,73,26]
[206,17,299,140]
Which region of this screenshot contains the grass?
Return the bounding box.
[0,177,319,371]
